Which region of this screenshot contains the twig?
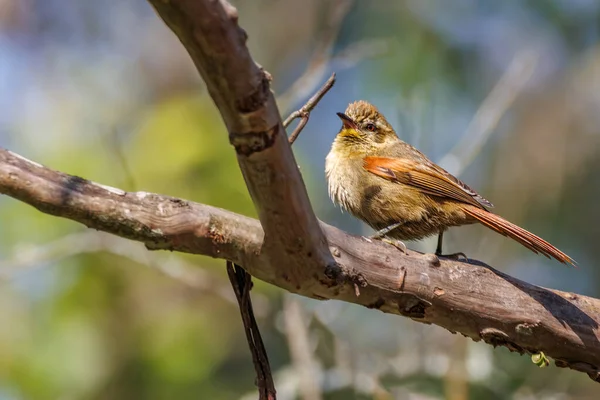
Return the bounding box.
[438,50,539,176]
[227,262,276,400]
[284,73,336,144]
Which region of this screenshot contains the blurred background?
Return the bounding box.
[0,0,599,399]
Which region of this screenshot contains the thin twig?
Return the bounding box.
[227,262,277,400]
[284,73,336,145]
[438,50,539,176]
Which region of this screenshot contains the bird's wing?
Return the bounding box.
[363,156,493,209]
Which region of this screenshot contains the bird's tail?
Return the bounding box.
[461,205,576,266]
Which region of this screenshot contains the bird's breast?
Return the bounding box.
[325,148,449,239]
[325,151,363,215]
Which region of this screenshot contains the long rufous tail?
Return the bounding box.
[461,205,576,266]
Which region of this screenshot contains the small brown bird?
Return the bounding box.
[325,100,575,266]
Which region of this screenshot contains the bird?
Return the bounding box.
[325,100,575,266]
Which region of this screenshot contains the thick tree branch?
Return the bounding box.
[1,148,599,382]
[147,0,332,288]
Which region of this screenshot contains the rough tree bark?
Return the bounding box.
[0,0,599,384]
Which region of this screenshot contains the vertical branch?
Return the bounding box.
[229,73,336,398]
[148,0,332,289]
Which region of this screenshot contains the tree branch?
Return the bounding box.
[227,262,276,400]
[147,0,332,288]
[1,147,599,382]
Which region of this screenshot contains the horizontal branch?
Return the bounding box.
[1,147,599,382]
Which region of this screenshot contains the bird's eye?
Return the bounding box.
[365,123,376,132]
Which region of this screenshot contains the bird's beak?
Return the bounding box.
[336,112,357,130]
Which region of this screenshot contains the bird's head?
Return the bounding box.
[334,101,398,155]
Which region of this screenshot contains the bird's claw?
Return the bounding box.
[436,252,468,261]
[381,238,407,254]
[363,235,407,254]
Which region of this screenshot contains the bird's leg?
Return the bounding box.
[370,222,403,239]
[435,231,468,261]
[435,231,444,255]
[366,222,407,254]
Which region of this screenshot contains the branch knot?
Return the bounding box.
[229,125,279,156]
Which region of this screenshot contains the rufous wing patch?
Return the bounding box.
[363,157,489,209]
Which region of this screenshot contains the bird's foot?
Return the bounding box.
[365,223,407,253]
[364,235,407,254]
[435,251,468,261]
[383,238,407,254]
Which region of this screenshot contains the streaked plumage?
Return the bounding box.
[326,100,575,266]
